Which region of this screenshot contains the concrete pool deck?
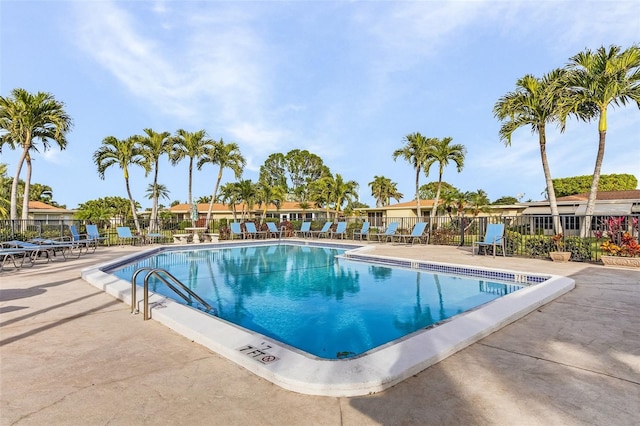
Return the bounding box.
[1,243,639,424]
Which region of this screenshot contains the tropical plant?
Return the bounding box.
[563,44,640,236]
[145,183,170,203]
[139,128,172,230]
[424,137,466,222]
[393,132,431,218]
[0,88,73,220]
[198,138,246,224]
[255,180,286,223]
[0,163,11,218]
[369,175,403,207]
[93,135,147,233]
[494,69,575,235]
[171,129,212,218]
[466,189,490,218]
[552,173,637,197]
[313,173,359,218]
[217,182,241,221]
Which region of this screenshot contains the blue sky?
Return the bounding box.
[1,0,639,210]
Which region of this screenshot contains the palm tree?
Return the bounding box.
[424,137,466,223]
[467,189,491,218]
[235,179,257,220]
[0,163,11,218]
[198,138,246,225]
[317,173,359,218]
[139,128,172,231]
[171,129,212,221]
[255,180,286,223]
[369,175,403,207]
[393,132,431,218]
[564,44,640,236]
[493,69,572,234]
[0,88,73,220]
[93,135,147,233]
[218,182,241,222]
[145,182,170,203]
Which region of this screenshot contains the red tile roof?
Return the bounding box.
[556,190,640,202]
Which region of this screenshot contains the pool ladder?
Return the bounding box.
[131,267,217,320]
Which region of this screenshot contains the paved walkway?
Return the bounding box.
[1,243,639,425]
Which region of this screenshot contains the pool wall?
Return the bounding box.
[82,242,575,397]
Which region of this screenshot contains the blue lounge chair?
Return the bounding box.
[330,222,347,239]
[473,224,506,258]
[69,225,97,253]
[245,222,267,239]
[373,222,399,243]
[86,224,109,246]
[294,222,311,238]
[229,222,244,240]
[0,248,30,271]
[310,221,332,238]
[266,222,281,238]
[396,222,428,245]
[2,240,64,263]
[116,226,143,246]
[353,222,370,240]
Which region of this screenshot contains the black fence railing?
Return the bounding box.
[1,214,637,263]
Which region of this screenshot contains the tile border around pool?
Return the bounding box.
[82,241,575,397]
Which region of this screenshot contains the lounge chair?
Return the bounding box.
[396,222,428,245]
[294,222,311,238]
[2,240,60,263]
[116,226,143,246]
[309,221,332,239]
[330,222,347,239]
[229,222,244,240]
[69,225,97,253]
[0,248,30,271]
[473,224,506,258]
[245,222,267,239]
[372,222,399,243]
[266,222,282,238]
[86,224,109,246]
[353,222,370,240]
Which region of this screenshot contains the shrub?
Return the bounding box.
[564,237,593,261]
[524,236,553,258]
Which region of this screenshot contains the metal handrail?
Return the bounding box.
[131,267,215,320]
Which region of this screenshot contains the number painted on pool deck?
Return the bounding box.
[237,344,280,364]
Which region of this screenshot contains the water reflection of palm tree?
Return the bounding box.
[394,271,435,333]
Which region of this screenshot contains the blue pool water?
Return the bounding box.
[111,244,523,359]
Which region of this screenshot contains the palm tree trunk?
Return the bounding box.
[21,155,32,221]
[430,167,444,227]
[581,127,607,238]
[188,158,195,226]
[124,175,141,233]
[206,167,224,225]
[415,167,421,218]
[10,145,29,221]
[151,164,159,231]
[538,126,562,234]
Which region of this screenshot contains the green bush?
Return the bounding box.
[524,236,553,258]
[564,237,593,262]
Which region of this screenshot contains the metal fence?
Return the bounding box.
[1,214,638,263]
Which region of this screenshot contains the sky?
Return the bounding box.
[1,0,639,210]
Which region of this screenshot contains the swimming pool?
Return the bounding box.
[82,241,575,396]
[110,244,524,359]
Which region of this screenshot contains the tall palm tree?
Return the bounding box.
[424,137,466,223]
[369,175,403,207]
[93,135,147,233]
[139,128,172,231]
[564,44,640,236]
[393,132,431,218]
[493,69,571,234]
[145,182,170,203]
[198,138,246,225]
[0,88,73,220]
[235,179,257,220]
[171,129,212,219]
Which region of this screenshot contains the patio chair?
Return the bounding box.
[68,225,98,253]
[330,222,347,239]
[372,222,399,243]
[266,222,282,238]
[353,222,370,240]
[473,223,506,258]
[229,222,244,240]
[245,222,267,239]
[86,224,109,246]
[0,248,30,271]
[294,222,311,238]
[2,240,60,263]
[396,222,428,245]
[309,221,332,239]
[116,226,143,246]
